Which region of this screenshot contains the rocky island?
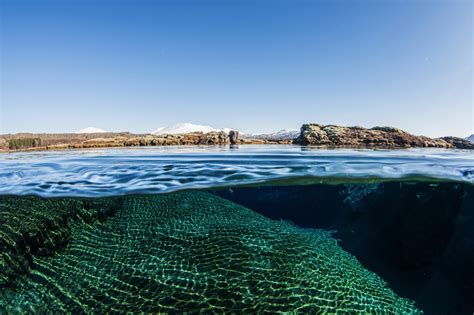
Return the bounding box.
[294,124,474,149]
[1,124,472,152]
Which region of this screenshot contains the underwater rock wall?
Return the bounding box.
[215,182,474,314]
[0,192,420,313]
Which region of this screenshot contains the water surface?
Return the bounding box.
[1,145,472,197]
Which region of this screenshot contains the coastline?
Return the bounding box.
[1,124,472,153]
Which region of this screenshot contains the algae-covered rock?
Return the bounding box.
[0,197,122,286]
[1,192,420,313]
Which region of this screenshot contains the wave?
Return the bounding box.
[1,145,473,197]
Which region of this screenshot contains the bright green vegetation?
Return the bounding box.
[0,192,421,313]
[8,138,41,150]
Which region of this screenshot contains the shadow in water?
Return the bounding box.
[213,182,474,314]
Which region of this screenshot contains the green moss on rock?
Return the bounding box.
[0,196,122,286]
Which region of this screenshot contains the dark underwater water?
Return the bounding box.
[1,147,473,313]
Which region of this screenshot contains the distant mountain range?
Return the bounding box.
[150,123,300,140]
[467,134,474,142]
[244,129,300,140]
[75,127,107,134]
[73,124,299,140]
[151,123,231,135]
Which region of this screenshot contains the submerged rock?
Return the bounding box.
[199,131,229,145]
[0,192,420,313]
[215,182,473,314]
[0,197,122,286]
[294,123,466,148]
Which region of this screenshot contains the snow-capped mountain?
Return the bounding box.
[151,123,231,135]
[467,134,474,142]
[244,129,300,140]
[270,129,300,139]
[75,127,107,134]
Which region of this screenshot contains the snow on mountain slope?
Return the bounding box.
[75,127,107,134]
[271,129,300,139]
[151,123,231,135]
[244,129,300,140]
[467,134,474,142]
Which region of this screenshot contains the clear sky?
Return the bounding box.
[1,0,472,137]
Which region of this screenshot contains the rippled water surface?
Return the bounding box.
[1,145,473,197]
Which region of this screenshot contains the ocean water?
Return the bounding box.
[1,146,473,313]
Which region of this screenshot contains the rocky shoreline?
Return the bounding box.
[1,124,472,152]
[294,124,474,149]
[0,131,292,152]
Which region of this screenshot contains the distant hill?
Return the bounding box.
[467,134,474,142]
[151,123,231,135]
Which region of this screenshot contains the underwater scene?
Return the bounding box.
[1,146,473,314]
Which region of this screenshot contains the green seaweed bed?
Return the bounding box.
[1,191,421,313]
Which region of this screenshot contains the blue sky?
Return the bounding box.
[1,0,472,136]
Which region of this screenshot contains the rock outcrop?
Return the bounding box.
[229,130,239,144]
[294,124,471,149]
[439,137,474,150]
